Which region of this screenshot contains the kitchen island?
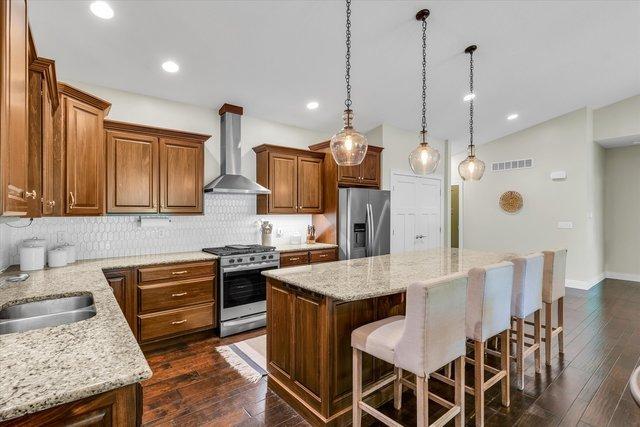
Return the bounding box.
[262,248,514,426]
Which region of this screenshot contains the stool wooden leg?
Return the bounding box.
[352,348,362,427]
[500,330,510,407]
[444,362,452,378]
[455,355,465,427]
[474,340,484,427]
[534,309,541,373]
[516,318,525,390]
[416,376,428,427]
[394,367,402,410]
[558,297,564,354]
[545,302,553,365]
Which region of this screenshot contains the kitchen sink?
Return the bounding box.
[0,295,96,335]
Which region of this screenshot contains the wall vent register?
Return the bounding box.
[491,158,533,172]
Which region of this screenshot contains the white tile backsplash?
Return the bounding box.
[8,194,313,265]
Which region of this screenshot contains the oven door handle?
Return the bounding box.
[222,262,280,273]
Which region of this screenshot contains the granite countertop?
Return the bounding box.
[0,251,218,421]
[275,242,338,253]
[263,248,515,301]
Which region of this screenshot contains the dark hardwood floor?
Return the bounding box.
[141,278,640,426]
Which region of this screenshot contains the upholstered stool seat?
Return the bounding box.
[351,315,404,365]
[351,277,468,427]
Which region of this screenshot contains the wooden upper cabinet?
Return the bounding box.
[0,0,29,216]
[269,152,297,213]
[254,144,324,215]
[104,121,209,215]
[309,141,383,189]
[106,130,158,213]
[298,155,323,213]
[159,138,203,214]
[59,83,111,216]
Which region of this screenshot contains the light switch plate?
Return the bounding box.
[557,221,573,229]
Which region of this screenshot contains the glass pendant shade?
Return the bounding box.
[409,138,440,175]
[458,155,485,181]
[330,109,368,166]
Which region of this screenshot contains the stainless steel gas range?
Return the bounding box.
[202,244,279,337]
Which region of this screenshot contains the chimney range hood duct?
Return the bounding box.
[204,104,270,195]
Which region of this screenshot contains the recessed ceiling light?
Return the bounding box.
[507,113,519,121]
[306,101,319,110]
[161,61,180,73]
[90,1,114,19]
[463,93,475,102]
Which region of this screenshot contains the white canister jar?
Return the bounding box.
[48,248,68,268]
[60,243,76,264]
[19,245,45,271]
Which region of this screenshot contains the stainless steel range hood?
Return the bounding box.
[204,104,270,195]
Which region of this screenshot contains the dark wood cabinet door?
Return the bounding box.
[103,269,136,336]
[267,282,294,376]
[268,152,298,213]
[159,138,203,214]
[297,156,323,213]
[26,70,43,218]
[337,163,361,185]
[106,130,158,213]
[360,149,381,187]
[0,0,28,216]
[64,97,105,215]
[293,293,322,399]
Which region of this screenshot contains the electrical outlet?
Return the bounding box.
[56,231,66,244]
[276,228,284,238]
[557,221,573,229]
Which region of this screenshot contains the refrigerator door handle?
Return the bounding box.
[366,203,374,257]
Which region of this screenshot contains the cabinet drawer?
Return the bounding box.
[138,303,214,342]
[138,261,214,284]
[139,277,214,313]
[280,251,310,267]
[310,248,338,263]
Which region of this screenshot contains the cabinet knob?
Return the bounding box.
[25,190,37,199]
[47,200,56,208]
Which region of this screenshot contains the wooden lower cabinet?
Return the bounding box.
[0,383,141,427]
[266,278,405,425]
[280,248,338,268]
[138,302,214,342]
[103,268,137,337]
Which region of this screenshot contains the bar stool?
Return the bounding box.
[454,261,514,427]
[510,253,544,390]
[542,249,567,366]
[351,276,468,427]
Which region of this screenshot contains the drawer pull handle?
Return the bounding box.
[171,319,187,325]
[319,254,327,257]
[289,257,300,261]
[171,292,188,297]
[172,270,188,275]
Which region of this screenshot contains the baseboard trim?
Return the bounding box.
[566,273,606,290]
[605,271,640,283]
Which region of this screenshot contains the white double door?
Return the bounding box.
[390,172,442,254]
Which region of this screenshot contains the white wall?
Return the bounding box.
[594,95,640,145]
[604,145,640,281]
[452,108,604,288]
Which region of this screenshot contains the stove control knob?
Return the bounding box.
[261,255,267,260]
[249,256,255,261]
[236,258,243,263]
[268,255,273,259]
[229,259,235,264]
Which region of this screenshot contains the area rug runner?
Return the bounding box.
[216,334,267,383]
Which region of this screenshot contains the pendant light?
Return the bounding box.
[330,0,368,166]
[409,9,440,175]
[458,45,485,181]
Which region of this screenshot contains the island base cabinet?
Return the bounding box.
[0,383,141,427]
[266,278,405,426]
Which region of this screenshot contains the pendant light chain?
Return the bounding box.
[468,49,475,155]
[344,0,352,111]
[421,16,427,142]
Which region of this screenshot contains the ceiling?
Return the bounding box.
[29,1,640,153]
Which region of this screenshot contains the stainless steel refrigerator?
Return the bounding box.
[338,188,391,260]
